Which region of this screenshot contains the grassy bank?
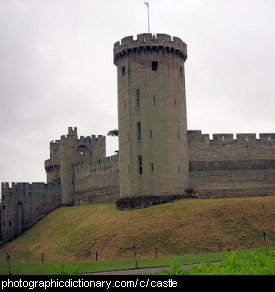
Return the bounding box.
[0,196,274,262]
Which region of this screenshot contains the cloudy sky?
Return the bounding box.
[0,0,274,184]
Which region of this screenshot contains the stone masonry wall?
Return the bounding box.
[188,131,275,197]
[74,155,120,205]
[0,181,61,244]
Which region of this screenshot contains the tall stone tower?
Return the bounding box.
[114,33,189,198]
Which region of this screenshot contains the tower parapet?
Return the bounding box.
[114,33,187,64]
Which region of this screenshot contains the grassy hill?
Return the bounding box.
[1,196,274,262]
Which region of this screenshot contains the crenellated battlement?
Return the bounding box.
[60,131,105,145]
[68,127,77,136]
[1,181,60,192]
[114,33,187,64]
[74,154,119,170]
[45,159,60,173]
[50,140,60,146]
[188,130,275,145]
[91,135,105,143]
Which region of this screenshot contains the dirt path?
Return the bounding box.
[85,261,221,275]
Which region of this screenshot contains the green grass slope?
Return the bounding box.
[0,197,274,262]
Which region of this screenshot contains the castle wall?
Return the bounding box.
[0,181,61,244]
[74,155,119,205]
[188,131,275,197]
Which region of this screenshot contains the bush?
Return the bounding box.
[159,250,275,275]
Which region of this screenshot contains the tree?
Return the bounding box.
[107,129,118,137]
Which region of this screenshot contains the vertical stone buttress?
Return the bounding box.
[114,33,189,197]
[60,127,78,205]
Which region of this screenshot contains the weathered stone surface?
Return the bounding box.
[116,194,188,210]
[114,34,189,198]
[74,155,120,204]
[0,181,61,245]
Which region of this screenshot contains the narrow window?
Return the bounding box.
[128,165,130,175]
[124,99,126,112]
[127,132,129,143]
[152,61,158,71]
[138,155,143,175]
[9,221,12,227]
[3,222,5,227]
[178,166,181,174]
[121,66,126,76]
[137,122,142,141]
[150,130,152,139]
[153,95,156,104]
[178,131,180,139]
[136,89,140,107]
[151,163,154,172]
[180,66,183,78]
[2,205,5,211]
[175,98,177,105]
[2,195,5,201]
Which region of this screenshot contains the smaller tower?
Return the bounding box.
[46,127,107,206]
[60,127,78,205]
[45,140,61,183]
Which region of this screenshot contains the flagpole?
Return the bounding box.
[144,2,150,33]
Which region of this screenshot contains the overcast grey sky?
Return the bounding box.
[0,0,274,184]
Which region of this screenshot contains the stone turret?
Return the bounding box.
[46,127,106,205]
[114,33,189,197]
[60,127,78,205]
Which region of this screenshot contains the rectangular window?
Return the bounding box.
[137,122,142,141]
[9,221,12,227]
[180,66,183,78]
[151,163,154,172]
[178,131,180,139]
[178,166,181,174]
[153,95,156,104]
[175,98,177,105]
[152,61,158,71]
[138,155,143,175]
[121,66,126,76]
[150,130,152,139]
[3,205,5,210]
[136,89,140,107]
[128,165,130,175]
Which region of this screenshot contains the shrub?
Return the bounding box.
[159,250,275,275]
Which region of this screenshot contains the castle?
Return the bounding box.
[1,33,275,245]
